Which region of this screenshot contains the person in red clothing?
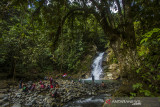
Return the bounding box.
[49,77,53,88]
[50,77,53,84]
[50,84,53,88]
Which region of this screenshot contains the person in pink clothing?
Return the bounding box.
[50,84,53,88]
[41,83,44,89]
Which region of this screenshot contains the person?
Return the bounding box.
[79,78,81,83]
[39,80,42,85]
[51,89,59,99]
[92,74,95,84]
[50,77,53,85]
[52,80,56,88]
[82,80,84,84]
[28,83,32,90]
[45,84,50,90]
[31,83,36,91]
[19,79,23,89]
[68,76,71,80]
[50,84,53,88]
[101,81,105,88]
[22,84,28,92]
[55,83,59,89]
[44,76,48,80]
[41,83,45,89]
[62,73,67,78]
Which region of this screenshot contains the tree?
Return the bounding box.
[52,0,160,79]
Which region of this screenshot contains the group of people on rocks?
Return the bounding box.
[18,77,60,99]
[18,75,106,100]
[18,80,36,92]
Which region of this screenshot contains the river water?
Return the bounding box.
[63,79,119,107]
[63,93,111,107]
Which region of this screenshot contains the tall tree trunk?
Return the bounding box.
[109,32,137,80]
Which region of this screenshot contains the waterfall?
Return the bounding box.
[86,52,104,80]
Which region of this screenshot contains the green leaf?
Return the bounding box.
[157,75,160,80]
[130,92,136,97]
[140,38,148,44]
[144,90,151,96]
[149,85,152,88]
[133,83,143,90]
[147,79,151,82]
[136,68,141,73]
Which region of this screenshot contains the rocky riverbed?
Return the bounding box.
[0,79,120,107]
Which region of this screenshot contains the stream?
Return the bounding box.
[63,93,111,107]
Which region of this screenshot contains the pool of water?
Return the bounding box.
[63,94,111,107]
[74,79,121,84]
[62,79,121,107]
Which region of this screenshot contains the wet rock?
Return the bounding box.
[15,93,21,98]
[0,93,5,99]
[0,89,8,93]
[2,102,9,107]
[0,97,8,105]
[0,79,120,107]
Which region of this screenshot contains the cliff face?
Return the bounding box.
[101,48,120,80]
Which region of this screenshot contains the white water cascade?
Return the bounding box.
[86,52,104,80]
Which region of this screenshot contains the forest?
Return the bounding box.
[0,0,160,105]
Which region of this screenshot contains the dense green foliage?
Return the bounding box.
[0,0,106,78]
[130,28,160,97]
[0,0,160,96]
